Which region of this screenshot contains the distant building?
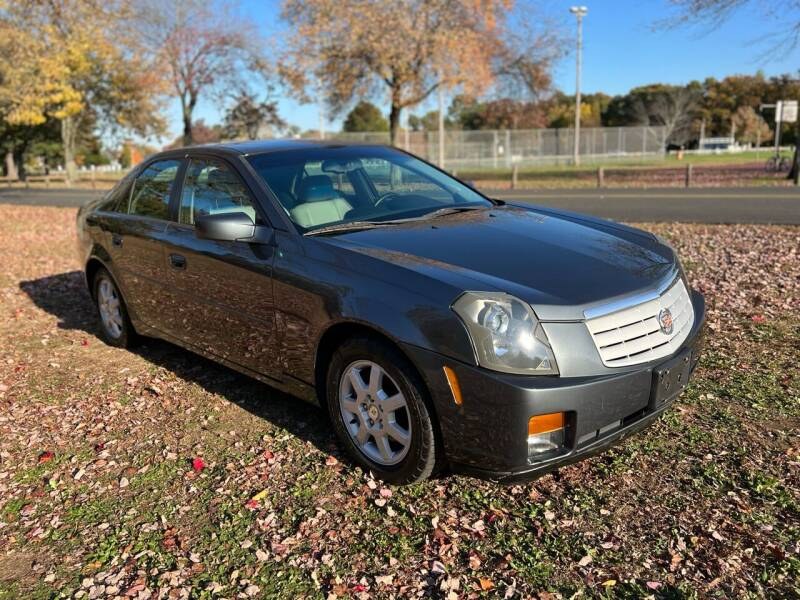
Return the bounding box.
[698,137,737,151]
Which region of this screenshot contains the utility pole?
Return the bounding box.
[699,118,705,150]
[438,84,445,168]
[570,6,588,166]
[318,78,326,141]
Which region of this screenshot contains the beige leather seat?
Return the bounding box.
[290,175,352,228]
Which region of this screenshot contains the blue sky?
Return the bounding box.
[174,0,799,140]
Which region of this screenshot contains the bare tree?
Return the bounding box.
[648,87,702,147]
[135,0,266,146]
[628,86,702,147]
[666,0,800,51]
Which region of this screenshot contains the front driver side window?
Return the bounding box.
[180,159,256,225]
[128,159,180,219]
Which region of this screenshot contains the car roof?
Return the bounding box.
[150,139,385,161]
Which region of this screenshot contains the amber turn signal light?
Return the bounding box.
[442,366,463,405]
[528,412,565,436]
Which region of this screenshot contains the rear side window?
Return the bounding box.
[179,158,256,225]
[128,159,181,219]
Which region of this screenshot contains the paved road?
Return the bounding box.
[1,186,798,224]
[0,187,103,207]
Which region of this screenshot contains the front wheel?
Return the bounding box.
[325,336,440,484]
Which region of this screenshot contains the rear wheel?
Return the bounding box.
[93,268,135,348]
[326,336,440,484]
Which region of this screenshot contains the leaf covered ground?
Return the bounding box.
[0,206,798,599]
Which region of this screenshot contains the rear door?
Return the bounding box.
[159,155,280,379]
[107,158,183,329]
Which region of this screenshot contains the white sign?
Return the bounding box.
[780,100,798,123]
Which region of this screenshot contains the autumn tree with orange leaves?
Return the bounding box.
[281,0,562,143]
[0,1,165,182]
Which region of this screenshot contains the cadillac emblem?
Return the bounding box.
[658,308,674,335]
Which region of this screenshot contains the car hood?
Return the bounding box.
[322,205,678,320]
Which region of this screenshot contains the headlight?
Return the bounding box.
[452,292,558,375]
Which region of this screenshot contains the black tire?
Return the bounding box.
[92,267,136,348]
[325,336,441,485]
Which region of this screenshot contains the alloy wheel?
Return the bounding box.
[338,360,412,466]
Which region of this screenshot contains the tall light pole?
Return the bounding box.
[317,77,326,140]
[570,6,588,166]
[438,84,445,168]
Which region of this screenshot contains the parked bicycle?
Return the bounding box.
[765,154,792,172]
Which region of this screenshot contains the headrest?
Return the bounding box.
[298,175,337,203]
[206,168,233,188]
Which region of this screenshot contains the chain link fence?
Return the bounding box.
[303,126,668,169]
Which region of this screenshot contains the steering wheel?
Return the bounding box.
[374,191,402,209]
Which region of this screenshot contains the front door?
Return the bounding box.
[160,157,280,380]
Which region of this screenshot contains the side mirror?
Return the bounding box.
[195,212,272,244]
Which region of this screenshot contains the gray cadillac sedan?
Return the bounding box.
[77,141,705,484]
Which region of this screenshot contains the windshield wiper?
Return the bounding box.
[305,206,487,236]
[304,220,395,236]
[369,205,487,226]
[422,205,488,219]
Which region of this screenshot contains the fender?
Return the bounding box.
[280,276,476,390]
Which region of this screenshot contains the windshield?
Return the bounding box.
[246,146,492,232]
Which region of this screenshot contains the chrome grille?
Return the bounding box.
[585,278,694,367]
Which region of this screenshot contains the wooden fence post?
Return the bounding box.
[91,166,96,190]
[685,163,693,188]
[597,166,604,188]
[511,164,518,190]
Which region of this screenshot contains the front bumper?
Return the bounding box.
[402,290,705,482]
